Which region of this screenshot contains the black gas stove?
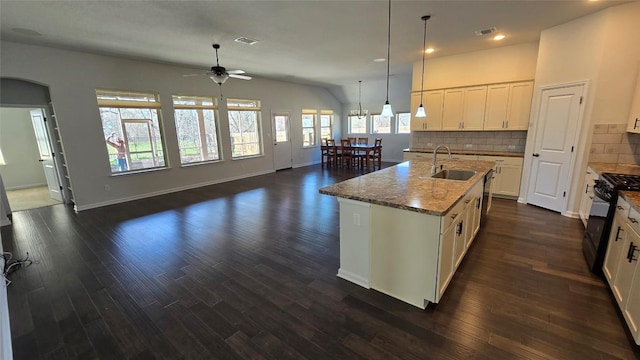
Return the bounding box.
[585,172,640,275]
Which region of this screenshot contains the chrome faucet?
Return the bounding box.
[431,145,452,175]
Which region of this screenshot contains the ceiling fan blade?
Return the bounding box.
[183,73,210,77]
[227,69,245,74]
[229,74,252,80]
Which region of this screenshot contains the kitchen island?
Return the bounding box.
[319,159,494,308]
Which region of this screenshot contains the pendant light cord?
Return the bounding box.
[385,0,391,102]
[420,16,428,102]
[358,81,364,118]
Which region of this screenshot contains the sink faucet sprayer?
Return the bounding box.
[431,145,452,175]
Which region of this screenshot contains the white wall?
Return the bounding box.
[520,1,640,216]
[413,42,539,91]
[0,41,343,210]
[0,107,47,189]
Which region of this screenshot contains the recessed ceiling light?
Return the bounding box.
[234,36,258,45]
[373,58,386,62]
[425,48,435,54]
[12,28,42,37]
[493,34,506,41]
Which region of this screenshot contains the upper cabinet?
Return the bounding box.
[627,71,640,134]
[484,81,533,131]
[411,90,443,131]
[411,80,533,132]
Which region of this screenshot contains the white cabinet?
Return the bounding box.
[443,86,487,131]
[484,81,533,131]
[578,167,598,227]
[603,198,640,345]
[478,156,523,198]
[411,91,444,131]
[627,71,640,133]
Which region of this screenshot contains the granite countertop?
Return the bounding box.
[620,191,640,213]
[404,148,524,158]
[587,162,640,176]
[319,159,494,216]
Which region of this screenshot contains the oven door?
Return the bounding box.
[583,183,615,274]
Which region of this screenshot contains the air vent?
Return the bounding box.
[475,27,497,36]
[234,37,259,45]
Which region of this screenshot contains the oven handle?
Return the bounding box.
[592,184,611,202]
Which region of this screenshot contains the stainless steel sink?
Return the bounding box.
[432,169,476,181]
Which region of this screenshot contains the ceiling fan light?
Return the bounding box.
[381,102,394,117]
[415,105,426,118]
[210,73,229,84]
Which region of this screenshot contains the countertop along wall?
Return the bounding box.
[0,41,343,210]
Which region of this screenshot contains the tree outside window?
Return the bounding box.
[348,115,367,134]
[396,112,411,134]
[302,109,317,147]
[172,95,221,164]
[372,114,391,134]
[227,99,263,158]
[97,90,167,173]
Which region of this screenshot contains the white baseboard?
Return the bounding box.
[563,210,579,218]
[5,182,47,191]
[75,169,275,211]
[337,269,370,289]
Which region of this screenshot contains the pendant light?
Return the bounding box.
[349,81,368,119]
[415,15,431,118]
[380,0,394,118]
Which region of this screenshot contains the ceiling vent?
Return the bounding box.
[475,27,497,36]
[234,37,259,45]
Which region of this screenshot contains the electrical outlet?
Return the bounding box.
[427,142,433,147]
[104,184,110,191]
[465,144,473,148]
[508,145,516,150]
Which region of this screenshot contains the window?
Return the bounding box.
[172,95,221,165]
[348,115,367,134]
[372,114,391,134]
[227,98,263,158]
[302,109,317,147]
[396,112,411,134]
[97,89,166,173]
[320,110,333,140]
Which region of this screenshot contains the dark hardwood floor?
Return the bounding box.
[2,163,639,359]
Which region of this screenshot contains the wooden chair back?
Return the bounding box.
[348,137,357,146]
[357,137,368,145]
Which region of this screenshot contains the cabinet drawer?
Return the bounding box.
[442,199,466,232]
[617,197,631,218]
[628,206,640,235]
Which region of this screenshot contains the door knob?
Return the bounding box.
[38,159,45,162]
[532,153,540,157]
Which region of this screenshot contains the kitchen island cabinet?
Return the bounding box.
[320,159,493,308]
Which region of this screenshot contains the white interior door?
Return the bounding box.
[272,112,293,170]
[526,84,584,212]
[30,109,63,202]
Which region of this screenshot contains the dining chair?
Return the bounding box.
[357,137,368,145]
[372,138,383,170]
[348,137,357,146]
[321,138,331,168]
[327,139,338,167]
[341,139,355,168]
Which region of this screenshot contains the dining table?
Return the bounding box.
[321,142,381,170]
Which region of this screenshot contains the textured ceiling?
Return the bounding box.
[0,0,626,103]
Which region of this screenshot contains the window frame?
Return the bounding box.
[320,110,334,140]
[227,98,264,159]
[172,95,222,166]
[302,109,317,148]
[396,112,411,134]
[96,89,167,175]
[371,114,392,134]
[348,115,368,135]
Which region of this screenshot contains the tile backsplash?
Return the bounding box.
[411,131,527,153]
[589,124,640,164]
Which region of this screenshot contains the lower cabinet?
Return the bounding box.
[603,197,640,345]
[478,156,523,198]
[578,167,598,227]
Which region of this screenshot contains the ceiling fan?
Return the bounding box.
[185,44,252,86]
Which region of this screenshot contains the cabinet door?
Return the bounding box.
[506,81,533,130]
[612,224,640,306]
[410,92,427,131]
[454,217,466,268]
[623,263,640,344]
[438,224,456,299]
[461,86,487,130]
[442,89,464,130]
[603,214,627,290]
[627,71,640,134]
[496,163,523,197]
[484,84,510,130]
[424,90,444,130]
[578,169,597,227]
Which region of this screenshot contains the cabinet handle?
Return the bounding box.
[465,199,471,204]
[506,121,509,128]
[627,242,638,262]
[502,121,505,128]
[635,118,639,130]
[629,217,639,224]
[585,184,590,194]
[450,213,458,219]
[615,226,623,242]
[456,221,463,236]
[476,198,481,209]
[617,205,624,210]
[532,153,540,157]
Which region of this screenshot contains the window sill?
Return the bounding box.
[110,166,169,177]
[180,159,224,168]
[231,154,264,161]
[303,145,319,149]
